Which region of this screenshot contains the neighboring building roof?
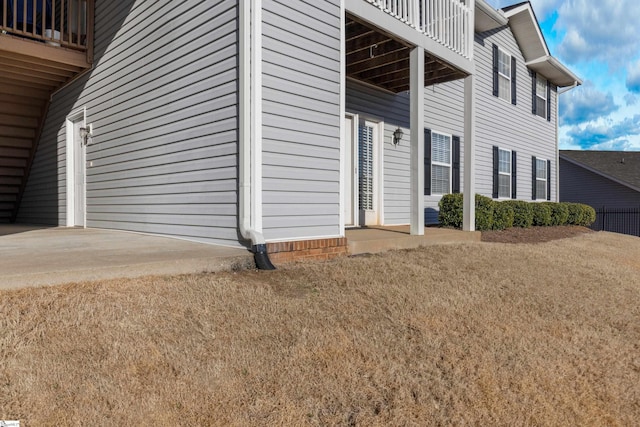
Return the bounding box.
[477,0,582,88]
[560,150,640,193]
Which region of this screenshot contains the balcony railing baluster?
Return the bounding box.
[366,0,472,59]
[0,0,91,54]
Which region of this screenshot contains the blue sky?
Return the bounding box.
[486,0,640,151]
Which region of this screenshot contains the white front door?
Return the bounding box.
[344,115,383,227]
[66,111,86,228]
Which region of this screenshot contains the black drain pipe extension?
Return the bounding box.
[253,243,276,270]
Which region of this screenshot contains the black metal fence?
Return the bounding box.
[592,207,640,237]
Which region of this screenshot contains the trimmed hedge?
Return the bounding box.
[544,202,569,226]
[578,204,596,227]
[501,200,534,228]
[531,203,552,226]
[565,202,584,225]
[438,193,464,229]
[475,194,494,231]
[438,194,595,229]
[492,202,515,230]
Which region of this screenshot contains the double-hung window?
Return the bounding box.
[535,76,547,119]
[431,132,452,195]
[497,49,511,103]
[532,156,550,200]
[535,158,547,200]
[425,129,460,196]
[493,44,516,104]
[498,148,512,198]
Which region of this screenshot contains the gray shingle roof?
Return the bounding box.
[560,150,640,191]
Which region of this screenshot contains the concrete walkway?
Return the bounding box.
[0,226,253,289]
[346,225,480,254]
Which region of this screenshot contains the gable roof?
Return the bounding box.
[560,150,640,193]
[476,0,582,88]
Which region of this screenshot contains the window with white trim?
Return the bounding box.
[536,76,547,118]
[536,158,547,200]
[498,48,511,102]
[498,148,511,198]
[431,132,452,195]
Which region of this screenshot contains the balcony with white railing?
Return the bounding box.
[365,0,473,59]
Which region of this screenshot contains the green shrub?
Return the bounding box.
[544,202,570,226]
[565,203,584,225]
[578,204,596,227]
[531,203,552,226]
[501,200,533,228]
[492,202,515,230]
[475,194,494,231]
[438,193,464,228]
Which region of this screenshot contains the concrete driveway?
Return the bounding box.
[0,226,253,289]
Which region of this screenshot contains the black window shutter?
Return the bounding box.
[492,44,499,97]
[424,129,431,196]
[547,159,552,200]
[493,146,499,198]
[546,83,552,122]
[532,156,537,200]
[531,71,537,115]
[452,136,460,194]
[511,150,517,199]
[511,56,517,105]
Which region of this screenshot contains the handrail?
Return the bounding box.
[366,0,473,59]
[1,0,91,57]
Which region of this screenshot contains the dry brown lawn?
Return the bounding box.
[1,231,639,426]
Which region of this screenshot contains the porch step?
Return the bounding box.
[346,226,481,255]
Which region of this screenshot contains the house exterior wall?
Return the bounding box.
[19,1,242,247]
[261,0,342,241]
[473,27,558,202]
[560,159,640,209]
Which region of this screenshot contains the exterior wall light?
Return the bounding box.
[79,125,92,145]
[393,127,404,145]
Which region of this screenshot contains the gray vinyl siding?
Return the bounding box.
[474,28,558,202]
[560,159,640,209]
[18,0,241,246]
[261,0,342,241]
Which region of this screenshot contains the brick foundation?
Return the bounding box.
[266,237,348,264]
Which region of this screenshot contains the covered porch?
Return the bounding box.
[344,0,477,234]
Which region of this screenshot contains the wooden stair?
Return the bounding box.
[0,34,91,223]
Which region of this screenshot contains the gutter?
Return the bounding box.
[238,0,275,270]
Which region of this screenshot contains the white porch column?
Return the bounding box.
[463,74,476,231]
[410,46,425,235]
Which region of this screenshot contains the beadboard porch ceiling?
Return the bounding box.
[346,14,467,93]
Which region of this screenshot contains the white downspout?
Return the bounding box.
[239,0,273,269]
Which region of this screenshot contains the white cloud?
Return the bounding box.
[559,81,618,126]
[555,0,640,66]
